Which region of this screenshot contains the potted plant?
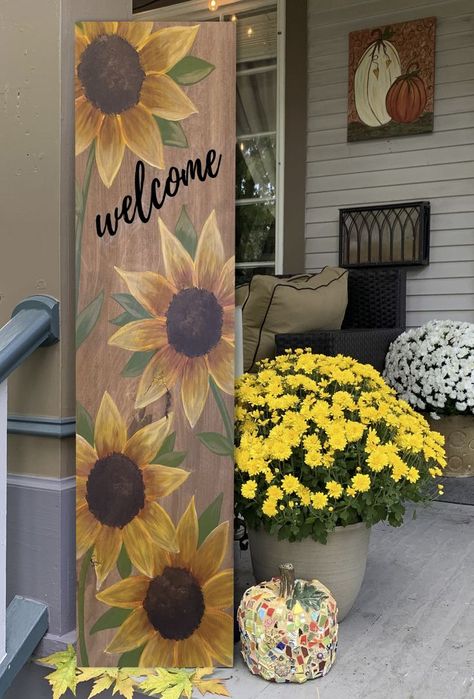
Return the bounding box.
[235,350,446,620]
[385,320,474,477]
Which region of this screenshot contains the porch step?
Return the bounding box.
[0,596,48,697]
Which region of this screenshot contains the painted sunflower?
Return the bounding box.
[97,497,233,667]
[75,21,198,187]
[109,210,234,427]
[77,392,189,587]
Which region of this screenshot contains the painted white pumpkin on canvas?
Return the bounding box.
[354,31,401,127]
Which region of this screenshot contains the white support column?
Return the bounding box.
[0,380,7,662]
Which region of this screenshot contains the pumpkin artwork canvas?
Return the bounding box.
[348,17,436,141]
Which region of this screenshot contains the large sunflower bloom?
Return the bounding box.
[75,22,198,187]
[97,497,233,667]
[109,210,234,427]
[77,392,189,587]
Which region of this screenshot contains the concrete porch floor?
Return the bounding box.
[226,500,474,699]
[6,501,473,698]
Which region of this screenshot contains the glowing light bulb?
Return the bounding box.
[231,14,237,22]
[247,26,253,37]
[208,0,218,11]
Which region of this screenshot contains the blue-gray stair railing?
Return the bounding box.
[0,295,59,696]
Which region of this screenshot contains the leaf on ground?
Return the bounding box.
[113,670,138,699]
[38,644,78,699]
[140,669,193,698]
[192,668,231,696]
[88,674,115,697]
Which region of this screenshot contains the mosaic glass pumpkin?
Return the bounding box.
[238,563,338,683]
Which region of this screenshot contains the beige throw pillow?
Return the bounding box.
[242,268,348,372]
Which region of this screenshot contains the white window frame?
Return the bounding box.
[135,0,286,275]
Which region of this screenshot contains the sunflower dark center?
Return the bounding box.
[78,34,145,115]
[144,567,205,640]
[166,287,223,358]
[86,452,145,528]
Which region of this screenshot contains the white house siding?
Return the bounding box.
[305,0,474,327]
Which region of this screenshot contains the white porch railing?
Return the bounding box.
[0,295,59,692]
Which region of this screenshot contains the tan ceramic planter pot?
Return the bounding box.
[248,522,371,621]
[428,414,474,477]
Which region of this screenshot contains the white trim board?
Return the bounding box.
[7,474,75,492]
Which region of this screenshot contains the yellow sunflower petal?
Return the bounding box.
[109,318,168,352]
[222,307,234,341]
[124,413,173,466]
[96,116,125,188]
[159,218,194,290]
[198,610,233,666]
[75,76,84,100]
[192,521,229,584]
[94,526,123,589]
[181,357,209,428]
[116,21,154,50]
[139,502,179,553]
[75,28,89,64]
[139,634,175,668]
[115,267,176,317]
[203,569,233,610]
[106,606,155,654]
[175,497,198,567]
[76,505,100,558]
[176,634,212,667]
[139,25,199,75]
[81,22,118,42]
[76,435,98,477]
[96,575,150,609]
[76,476,87,502]
[94,392,127,458]
[215,256,235,307]
[140,74,197,121]
[135,345,187,410]
[143,464,190,499]
[207,339,234,395]
[122,516,156,578]
[195,210,225,292]
[75,97,103,156]
[120,104,164,169]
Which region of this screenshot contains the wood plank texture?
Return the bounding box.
[305,0,474,327]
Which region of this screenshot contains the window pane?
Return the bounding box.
[236,266,275,285]
[237,69,277,136]
[236,136,276,200]
[227,9,277,63]
[236,202,275,263]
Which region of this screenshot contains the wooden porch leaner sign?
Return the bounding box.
[75,21,235,668]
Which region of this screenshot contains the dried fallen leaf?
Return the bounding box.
[192,668,231,697]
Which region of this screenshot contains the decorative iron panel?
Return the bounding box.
[339,201,430,268]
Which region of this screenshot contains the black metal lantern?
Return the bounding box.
[339,201,430,268]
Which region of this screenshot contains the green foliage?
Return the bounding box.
[112,293,152,320]
[156,117,189,148]
[76,291,104,348]
[90,607,132,635]
[198,493,224,547]
[168,56,215,85]
[175,206,198,259]
[287,581,327,611]
[121,350,156,378]
[117,544,132,578]
[76,402,94,445]
[197,432,234,457]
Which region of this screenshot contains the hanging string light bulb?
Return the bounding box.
[247,26,254,37]
[208,0,218,11]
[231,14,238,22]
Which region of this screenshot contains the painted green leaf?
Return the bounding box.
[156,432,177,457]
[90,607,132,635]
[175,206,198,259]
[76,402,94,445]
[111,311,136,327]
[121,350,156,378]
[155,451,187,468]
[112,293,151,319]
[155,117,188,148]
[287,581,327,611]
[197,432,234,456]
[76,290,104,349]
[198,492,223,546]
[168,56,215,85]
[117,544,132,579]
[118,645,145,668]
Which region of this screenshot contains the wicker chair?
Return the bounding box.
[275,268,406,372]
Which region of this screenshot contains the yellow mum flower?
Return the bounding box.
[326,481,343,499]
[351,473,371,493]
[311,492,328,509]
[406,467,420,484]
[267,485,284,500]
[262,498,278,517]
[298,486,312,507]
[281,474,301,494]
[346,486,356,497]
[241,480,257,499]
